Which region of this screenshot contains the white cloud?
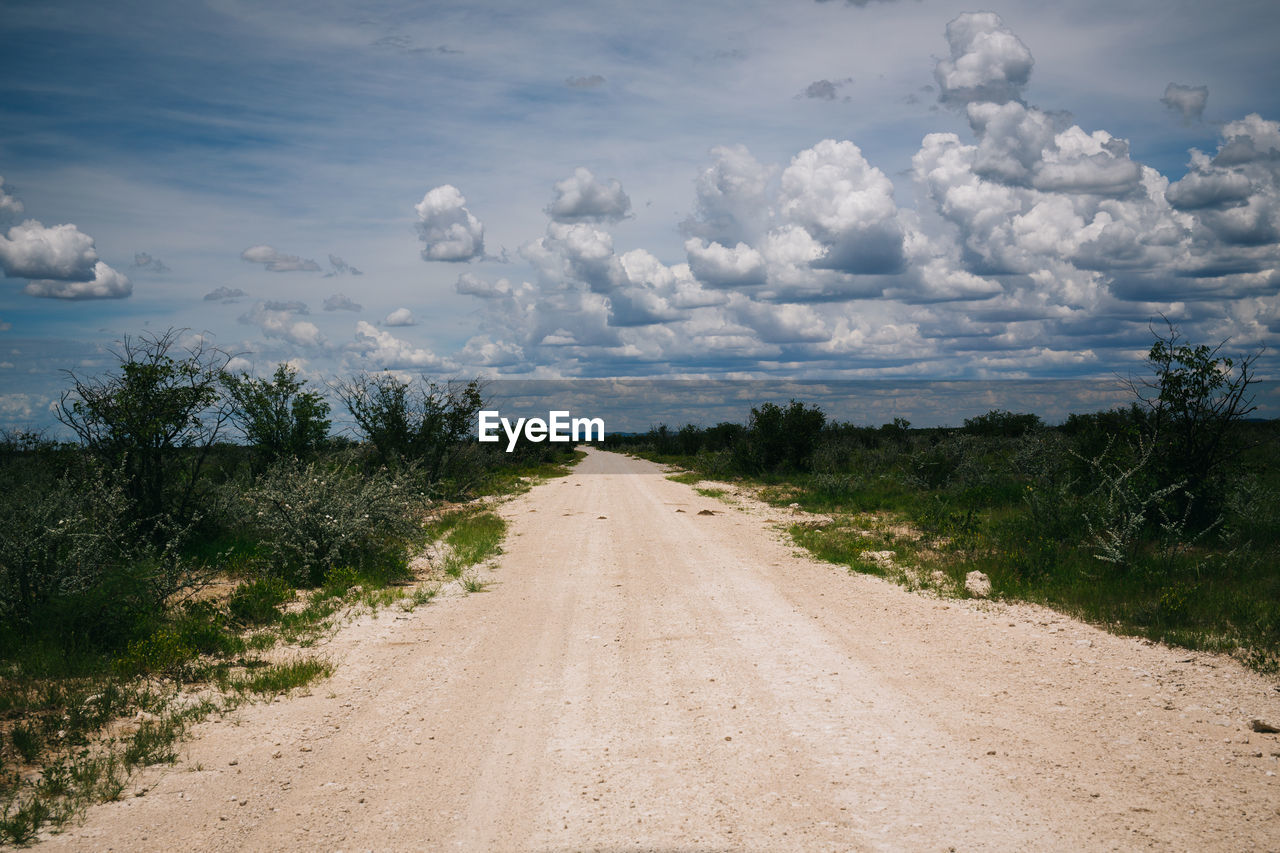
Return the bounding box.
[0,220,98,281]
[456,272,518,298]
[682,144,774,245]
[545,167,631,223]
[458,335,525,367]
[351,321,452,370]
[778,139,906,274]
[239,301,324,347]
[323,292,363,311]
[685,239,767,287]
[240,244,321,272]
[934,12,1033,105]
[1162,83,1209,123]
[24,261,131,300]
[0,177,24,220]
[384,307,415,326]
[415,185,484,262]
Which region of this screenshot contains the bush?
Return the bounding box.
[223,363,330,466]
[1128,321,1260,520]
[246,457,421,586]
[53,329,233,530]
[0,461,201,654]
[334,374,483,479]
[733,400,826,473]
[228,576,293,625]
[962,409,1043,437]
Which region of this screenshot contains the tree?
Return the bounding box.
[223,363,331,464]
[55,329,232,526]
[1127,319,1260,518]
[962,410,1043,437]
[736,399,826,473]
[334,373,484,481]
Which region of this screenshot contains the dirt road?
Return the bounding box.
[44,449,1280,850]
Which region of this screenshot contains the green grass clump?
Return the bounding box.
[231,657,332,697]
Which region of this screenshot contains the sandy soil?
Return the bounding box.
[42,448,1280,851]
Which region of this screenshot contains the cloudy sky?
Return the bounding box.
[3,0,1279,429]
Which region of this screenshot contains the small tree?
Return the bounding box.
[334,374,483,481]
[55,329,232,526]
[224,363,331,465]
[962,409,1043,437]
[735,399,826,473]
[1127,320,1260,517]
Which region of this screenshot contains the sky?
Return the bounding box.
[2,0,1280,431]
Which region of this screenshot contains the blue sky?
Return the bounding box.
[3,0,1279,429]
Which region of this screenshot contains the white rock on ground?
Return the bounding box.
[965,570,992,598]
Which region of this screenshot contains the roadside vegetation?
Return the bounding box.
[611,323,1279,673]
[0,328,578,845]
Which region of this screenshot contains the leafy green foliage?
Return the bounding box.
[54,329,233,527]
[246,456,421,586]
[334,374,483,480]
[223,363,330,464]
[1130,319,1260,520]
[228,576,293,625]
[962,409,1043,437]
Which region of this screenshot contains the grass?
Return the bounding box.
[645,437,1280,674]
[230,657,332,697]
[422,507,508,581]
[0,559,440,845]
[473,448,585,497]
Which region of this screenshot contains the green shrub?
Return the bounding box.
[247,456,421,586]
[116,626,194,679]
[228,576,293,625]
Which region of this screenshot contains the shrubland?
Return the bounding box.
[0,329,577,844]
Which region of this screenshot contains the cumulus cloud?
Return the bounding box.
[24,261,131,300]
[240,244,321,272]
[565,74,606,89]
[682,144,774,245]
[325,254,362,276]
[384,308,416,326]
[1162,83,1209,123]
[239,301,324,347]
[351,321,451,370]
[685,239,767,287]
[439,15,1280,383]
[545,168,632,223]
[0,177,23,220]
[934,12,1033,105]
[0,220,98,281]
[323,292,363,312]
[456,272,519,299]
[204,286,248,302]
[1167,114,1280,250]
[1213,113,1280,166]
[132,252,169,273]
[779,139,907,274]
[415,185,485,262]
